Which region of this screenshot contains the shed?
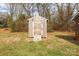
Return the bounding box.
[72,12,79,41]
[28,15,48,38]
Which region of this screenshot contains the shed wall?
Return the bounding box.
[28,21,34,37]
[28,17,47,38]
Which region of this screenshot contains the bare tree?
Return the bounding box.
[7,3,16,19]
[22,3,33,18]
[55,3,76,31]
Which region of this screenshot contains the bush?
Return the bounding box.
[13,14,28,32]
[47,21,54,32]
[0,18,8,28]
[7,16,15,31]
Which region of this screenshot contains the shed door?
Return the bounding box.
[33,21,43,36]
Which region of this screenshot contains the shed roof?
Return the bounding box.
[27,15,48,21]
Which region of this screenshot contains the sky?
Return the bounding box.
[0,3,8,12]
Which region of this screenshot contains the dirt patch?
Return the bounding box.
[0,28,10,33]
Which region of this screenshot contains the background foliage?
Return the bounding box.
[0,3,78,32]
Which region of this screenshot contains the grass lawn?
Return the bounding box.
[0,29,79,56]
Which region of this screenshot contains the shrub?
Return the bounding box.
[13,14,28,32]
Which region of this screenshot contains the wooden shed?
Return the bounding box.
[28,15,48,38]
[72,12,79,41]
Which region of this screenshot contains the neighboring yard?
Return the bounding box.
[0,29,79,56]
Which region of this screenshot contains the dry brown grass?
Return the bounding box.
[0,28,79,56]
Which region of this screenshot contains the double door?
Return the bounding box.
[33,21,43,37]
